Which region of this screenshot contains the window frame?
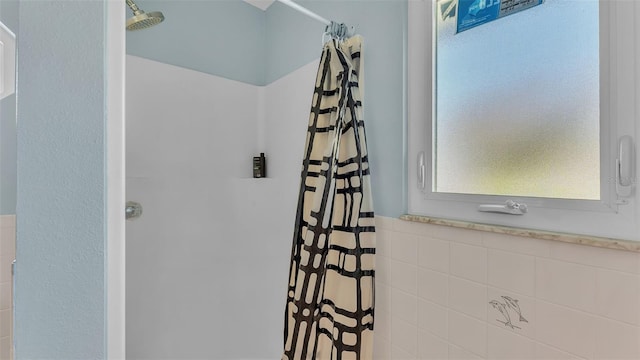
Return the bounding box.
[407,0,640,241]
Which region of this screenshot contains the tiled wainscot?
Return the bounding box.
[374,216,640,360]
[0,215,14,360]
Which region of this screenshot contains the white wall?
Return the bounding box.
[374,216,640,360]
[125,55,317,359]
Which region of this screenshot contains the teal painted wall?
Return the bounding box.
[265,0,407,217]
[0,0,18,215]
[126,0,266,85]
[15,0,108,357]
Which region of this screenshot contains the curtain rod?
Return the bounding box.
[277,0,331,26]
[276,0,354,39]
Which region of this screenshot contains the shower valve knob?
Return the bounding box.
[125,201,143,220]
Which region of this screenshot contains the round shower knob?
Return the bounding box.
[125,201,143,220]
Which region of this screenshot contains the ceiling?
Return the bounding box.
[242,0,275,11]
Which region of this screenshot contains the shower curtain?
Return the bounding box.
[283,36,375,360]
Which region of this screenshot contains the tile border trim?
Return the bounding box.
[0,215,16,228]
[399,214,640,253]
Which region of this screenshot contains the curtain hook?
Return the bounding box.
[322,30,331,45]
[340,23,348,40]
[324,21,353,44]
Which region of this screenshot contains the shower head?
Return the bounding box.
[126,0,164,31]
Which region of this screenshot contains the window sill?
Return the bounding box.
[399,214,640,253]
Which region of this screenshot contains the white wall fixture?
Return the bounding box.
[0,21,15,100]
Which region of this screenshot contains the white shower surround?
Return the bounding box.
[126,55,317,358]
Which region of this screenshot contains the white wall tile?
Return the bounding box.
[418,268,448,306]
[0,226,15,257]
[534,343,585,360]
[417,329,448,360]
[487,324,535,360]
[393,289,419,326]
[393,220,481,246]
[376,282,392,341]
[393,218,437,236]
[0,283,9,311]
[549,241,640,275]
[0,257,10,284]
[487,287,534,339]
[0,336,10,360]
[449,344,485,360]
[392,345,418,360]
[0,310,9,338]
[0,216,15,228]
[448,310,487,358]
[450,243,487,284]
[482,232,551,258]
[449,276,487,321]
[377,253,391,285]
[597,248,640,276]
[393,232,419,265]
[487,249,535,297]
[374,335,391,360]
[418,298,448,340]
[594,317,640,360]
[430,226,482,246]
[376,229,393,259]
[536,258,596,313]
[535,301,597,359]
[392,318,418,356]
[595,269,640,325]
[418,236,450,273]
[376,311,392,345]
[392,260,419,295]
[0,217,12,360]
[375,216,394,231]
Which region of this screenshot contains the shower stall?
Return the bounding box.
[124,0,404,357]
[125,54,307,357]
[124,1,323,358]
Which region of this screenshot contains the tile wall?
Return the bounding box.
[0,215,14,360]
[374,216,640,360]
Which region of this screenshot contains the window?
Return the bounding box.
[407,0,639,240]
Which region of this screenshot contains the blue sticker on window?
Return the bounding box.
[457,0,544,33]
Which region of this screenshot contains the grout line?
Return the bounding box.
[535,298,640,328]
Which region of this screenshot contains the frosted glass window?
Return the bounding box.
[434,0,600,200]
